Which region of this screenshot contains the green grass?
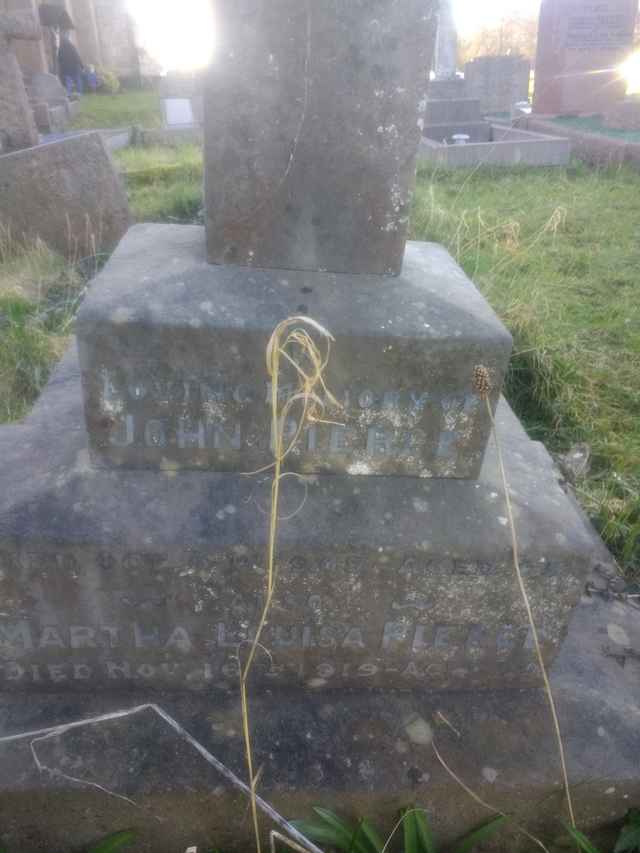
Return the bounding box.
[0,232,85,422]
[69,90,162,130]
[551,114,640,143]
[114,144,203,222]
[411,161,640,576]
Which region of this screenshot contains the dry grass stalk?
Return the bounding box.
[472,365,576,830]
[241,316,337,853]
[431,735,550,853]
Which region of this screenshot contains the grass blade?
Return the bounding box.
[414,810,437,853]
[292,819,350,851]
[452,815,509,853]
[402,809,418,853]
[88,830,136,853]
[313,808,359,849]
[563,824,602,853]
[358,818,385,853]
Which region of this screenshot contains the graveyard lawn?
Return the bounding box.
[113,144,202,222]
[0,232,85,422]
[411,162,640,577]
[69,90,162,130]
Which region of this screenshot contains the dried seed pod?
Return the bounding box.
[473,365,491,399]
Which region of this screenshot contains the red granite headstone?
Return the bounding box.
[533,0,638,114]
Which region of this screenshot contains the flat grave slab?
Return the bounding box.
[0,591,637,851]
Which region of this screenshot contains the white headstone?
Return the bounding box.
[434,0,458,79]
[162,97,195,127]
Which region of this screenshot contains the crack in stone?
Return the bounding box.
[0,703,322,853]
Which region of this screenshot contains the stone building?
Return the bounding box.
[12,0,139,80]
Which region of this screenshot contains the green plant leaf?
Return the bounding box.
[414,809,437,853]
[615,820,640,853]
[309,808,377,853]
[563,824,602,853]
[88,830,136,853]
[293,818,354,852]
[452,815,509,853]
[358,818,385,853]
[313,808,359,850]
[402,808,419,853]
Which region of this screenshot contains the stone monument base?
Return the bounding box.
[0,589,638,852]
[76,224,512,479]
[0,343,610,693]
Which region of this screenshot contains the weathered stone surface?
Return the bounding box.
[76,224,511,477]
[425,98,482,124]
[6,0,48,76]
[423,121,492,144]
[0,9,39,151]
[428,77,466,99]
[0,132,129,258]
[605,95,640,130]
[533,0,637,115]
[464,55,531,115]
[204,0,436,275]
[0,592,637,851]
[433,0,458,79]
[27,71,68,106]
[0,343,609,692]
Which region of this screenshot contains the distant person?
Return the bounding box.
[85,64,98,93]
[58,33,84,96]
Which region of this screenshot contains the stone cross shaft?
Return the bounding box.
[0,4,40,151]
[205,0,435,276]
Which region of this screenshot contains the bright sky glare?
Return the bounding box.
[126,0,216,73]
[453,0,541,37]
[126,0,542,73]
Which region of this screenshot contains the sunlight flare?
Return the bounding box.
[126,0,215,73]
[620,50,640,95]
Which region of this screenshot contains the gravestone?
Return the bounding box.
[0,0,639,848]
[0,132,130,258]
[0,0,599,697]
[533,0,638,114]
[464,55,531,115]
[159,71,204,126]
[605,93,640,128]
[433,0,458,79]
[0,5,39,151]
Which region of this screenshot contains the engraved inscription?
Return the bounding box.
[0,548,575,689]
[564,2,635,50]
[94,367,482,466]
